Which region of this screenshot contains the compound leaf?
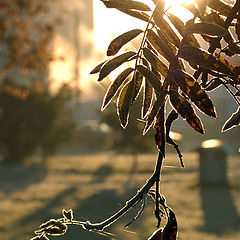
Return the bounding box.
[131,71,143,103]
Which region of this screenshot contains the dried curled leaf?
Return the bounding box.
[102,68,134,110]
[178,46,236,76]
[107,29,143,56]
[136,64,162,94]
[117,80,134,128]
[184,22,228,36]
[62,209,73,221]
[101,0,151,11]
[147,29,175,62]
[222,107,240,132]
[170,90,204,134]
[98,51,136,81]
[172,69,216,118]
[162,208,178,240]
[142,48,169,77]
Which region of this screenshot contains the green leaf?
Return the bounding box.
[222,107,240,132]
[147,29,175,62]
[117,80,134,128]
[170,90,204,134]
[172,69,216,118]
[98,51,137,81]
[101,0,151,11]
[142,48,169,77]
[107,29,143,56]
[142,79,153,119]
[178,46,236,76]
[101,68,134,111]
[143,90,168,134]
[136,64,162,94]
[131,71,143,103]
[184,22,228,37]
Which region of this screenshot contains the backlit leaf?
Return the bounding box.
[222,107,240,132]
[179,2,201,17]
[101,68,134,111]
[167,14,185,35]
[207,0,231,17]
[195,0,207,17]
[144,90,168,134]
[142,79,153,119]
[204,78,222,91]
[98,51,136,81]
[178,46,236,76]
[184,22,228,36]
[117,80,134,128]
[173,69,216,118]
[107,29,143,56]
[90,60,108,74]
[131,71,143,103]
[101,0,151,11]
[142,48,169,77]
[170,90,204,134]
[148,229,163,240]
[136,64,162,94]
[147,29,175,62]
[117,9,151,23]
[162,209,178,240]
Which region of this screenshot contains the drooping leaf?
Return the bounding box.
[101,0,151,11]
[162,208,178,240]
[167,14,185,35]
[172,69,216,118]
[165,110,184,167]
[153,0,164,19]
[179,2,201,17]
[117,8,151,23]
[154,105,166,156]
[136,64,162,94]
[178,46,236,76]
[184,22,228,36]
[98,51,136,81]
[204,78,222,91]
[207,0,231,17]
[90,60,108,74]
[170,90,204,134]
[147,29,175,62]
[144,90,168,134]
[142,79,153,119]
[101,68,134,110]
[142,48,169,77]
[131,71,143,103]
[117,80,134,128]
[107,29,143,56]
[222,107,240,132]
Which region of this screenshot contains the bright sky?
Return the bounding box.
[94,0,194,50]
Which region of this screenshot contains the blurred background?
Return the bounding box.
[0,0,239,240]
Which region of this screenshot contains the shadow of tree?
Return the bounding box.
[0,164,47,194]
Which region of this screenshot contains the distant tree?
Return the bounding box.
[0,81,75,163]
[32,0,240,239]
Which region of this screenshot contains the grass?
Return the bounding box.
[0,151,239,240]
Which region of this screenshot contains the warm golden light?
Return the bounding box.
[201,139,223,149]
